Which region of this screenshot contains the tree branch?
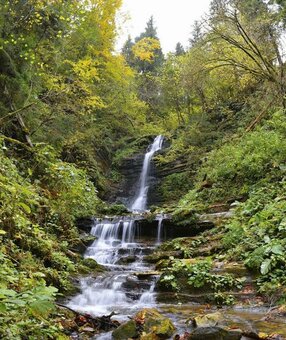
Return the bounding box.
[0,103,35,125]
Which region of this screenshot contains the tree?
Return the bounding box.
[209,0,286,108]
[133,16,164,73]
[175,42,185,56]
[120,17,165,118]
[207,0,286,108]
[189,20,204,47]
[122,35,135,67]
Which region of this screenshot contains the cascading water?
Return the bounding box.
[131,135,164,212]
[67,136,165,334]
[66,135,286,339]
[157,216,164,244]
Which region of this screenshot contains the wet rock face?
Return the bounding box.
[114,154,163,208]
[112,308,176,340]
[76,217,94,233]
[115,153,145,207]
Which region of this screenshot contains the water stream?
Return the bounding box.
[67,135,286,339]
[131,135,163,212]
[67,136,165,335]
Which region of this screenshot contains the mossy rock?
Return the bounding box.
[99,203,129,216]
[112,320,138,339]
[113,309,175,340]
[145,251,183,264]
[193,312,224,327]
[78,258,105,274]
[140,333,158,339]
[136,308,176,339]
[188,326,242,340]
[84,257,103,269]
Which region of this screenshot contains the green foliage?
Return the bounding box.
[33,145,100,221]
[222,176,286,302]
[0,141,102,336]
[175,113,286,215]
[158,259,241,305]
[160,237,204,258]
[158,172,193,203]
[0,251,61,339]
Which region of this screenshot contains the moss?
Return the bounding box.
[98,203,129,216]
[136,308,176,339]
[112,320,138,339]
[77,258,105,274]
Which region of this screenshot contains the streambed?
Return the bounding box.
[66,136,286,339]
[66,217,286,339]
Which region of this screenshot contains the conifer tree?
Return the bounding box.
[175,42,185,56]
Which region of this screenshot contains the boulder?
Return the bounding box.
[112,320,138,339]
[115,255,137,265]
[112,308,176,339]
[145,251,183,263]
[192,312,224,328]
[135,308,176,339]
[188,326,242,340]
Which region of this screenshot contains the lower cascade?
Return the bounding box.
[67,216,162,325]
[67,136,166,336]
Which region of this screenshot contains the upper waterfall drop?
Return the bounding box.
[131,135,164,212]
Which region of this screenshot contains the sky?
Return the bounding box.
[116,0,212,54]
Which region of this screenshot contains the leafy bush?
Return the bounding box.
[222,177,286,302]
[175,112,286,214]
[158,259,241,305]
[0,142,102,337]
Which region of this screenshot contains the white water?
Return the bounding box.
[68,217,158,318]
[157,216,164,244]
[67,136,164,324]
[131,135,164,212]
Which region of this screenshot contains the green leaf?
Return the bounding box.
[0,303,7,313]
[0,289,17,299]
[18,202,31,214]
[271,244,283,255]
[29,300,55,318]
[0,230,6,235]
[260,258,271,275]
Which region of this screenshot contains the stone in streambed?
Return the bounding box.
[115,255,137,265]
[112,320,138,339]
[135,308,176,339]
[187,326,242,340]
[112,308,176,339]
[192,312,224,327]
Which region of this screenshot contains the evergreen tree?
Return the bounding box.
[122,35,135,67]
[134,16,164,73]
[135,16,158,41]
[189,20,203,46]
[175,42,185,56]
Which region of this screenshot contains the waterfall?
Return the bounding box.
[67,136,165,323]
[157,216,164,244]
[131,135,164,212]
[85,219,136,265]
